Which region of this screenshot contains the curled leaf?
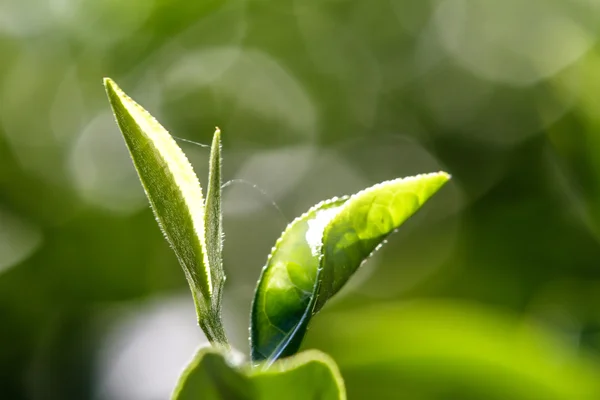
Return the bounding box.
[251,197,348,362]
[251,172,450,362]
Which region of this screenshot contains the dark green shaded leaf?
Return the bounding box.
[172,348,345,400]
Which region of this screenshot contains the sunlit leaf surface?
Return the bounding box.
[316,172,451,310]
[251,173,450,362]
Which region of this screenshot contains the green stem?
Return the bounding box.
[199,308,229,348]
[191,290,229,347]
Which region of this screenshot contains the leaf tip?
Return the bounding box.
[103,77,125,110]
[438,170,451,180]
[212,128,222,147]
[103,77,119,95]
[418,171,451,188]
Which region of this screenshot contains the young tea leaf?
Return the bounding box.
[103,78,226,344]
[250,172,450,362]
[315,172,451,311]
[250,197,348,362]
[172,348,345,400]
[205,128,226,314]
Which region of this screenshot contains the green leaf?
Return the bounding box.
[251,172,450,362]
[172,348,252,400]
[205,128,226,315]
[251,197,348,362]
[103,78,227,344]
[315,172,451,311]
[249,350,346,400]
[172,348,346,400]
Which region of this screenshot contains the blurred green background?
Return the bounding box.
[1,0,600,399]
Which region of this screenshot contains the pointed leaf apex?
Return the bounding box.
[205,123,226,321]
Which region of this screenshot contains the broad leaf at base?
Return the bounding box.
[172,348,346,400]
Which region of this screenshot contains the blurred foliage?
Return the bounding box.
[1,0,600,399]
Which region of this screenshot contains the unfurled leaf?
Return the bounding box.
[315,172,451,311]
[103,78,226,344]
[172,348,345,400]
[251,172,450,362]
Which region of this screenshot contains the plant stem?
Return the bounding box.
[199,308,229,348]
